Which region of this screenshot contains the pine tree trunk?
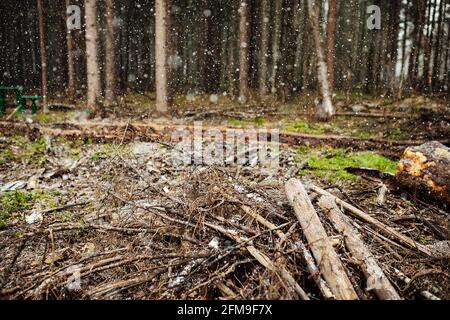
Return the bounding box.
[258,0,269,96]
[238,1,249,104]
[270,0,282,94]
[104,0,117,107]
[85,0,102,113]
[155,0,169,112]
[307,0,334,120]
[422,0,436,91]
[326,0,337,92]
[431,0,444,92]
[227,14,236,96]
[37,0,48,108]
[65,0,75,101]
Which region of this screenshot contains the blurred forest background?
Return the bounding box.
[0,0,449,117]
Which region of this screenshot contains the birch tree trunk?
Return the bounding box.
[238,1,249,104]
[85,0,102,113]
[155,0,169,112]
[258,0,269,96]
[104,0,117,107]
[307,0,335,120]
[37,0,48,109]
[65,0,75,101]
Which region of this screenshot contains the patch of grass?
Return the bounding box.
[384,128,406,140]
[0,189,63,228]
[0,136,47,165]
[0,190,34,229]
[297,147,397,183]
[286,121,326,134]
[90,144,131,161]
[228,117,266,128]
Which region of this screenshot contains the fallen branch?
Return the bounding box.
[394,268,440,300]
[317,195,401,300]
[285,179,359,300]
[309,184,434,257]
[241,205,335,299]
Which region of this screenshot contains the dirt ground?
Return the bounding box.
[0,94,448,300]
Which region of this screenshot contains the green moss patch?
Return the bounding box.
[0,136,47,165]
[0,189,63,229]
[297,147,397,183]
[228,116,266,128]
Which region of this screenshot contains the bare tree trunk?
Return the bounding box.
[432,0,444,92]
[307,0,334,120]
[423,0,436,91]
[104,0,117,107]
[238,1,249,104]
[85,0,102,113]
[326,0,337,92]
[65,0,75,101]
[227,20,236,96]
[37,0,48,109]
[258,0,269,96]
[270,0,282,94]
[155,0,169,112]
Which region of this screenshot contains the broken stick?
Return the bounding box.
[309,184,434,257]
[318,195,401,300]
[241,204,334,299]
[285,179,359,300]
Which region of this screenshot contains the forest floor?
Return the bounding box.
[0,93,448,300]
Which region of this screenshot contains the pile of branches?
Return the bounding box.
[0,145,448,300]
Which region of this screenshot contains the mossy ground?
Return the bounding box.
[0,189,63,229]
[0,136,48,165]
[296,147,397,183]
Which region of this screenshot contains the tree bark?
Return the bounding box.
[238,1,249,104]
[397,141,450,205]
[285,179,359,300]
[258,0,269,96]
[431,0,444,91]
[65,0,75,101]
[318,196,402,300]
[155,0,169,112]
[104,0,117,107]
[307,0,335,120]
[37,0,48,108]
[270,0,282,94]
[85,0,102,113]
[326,0,337,92]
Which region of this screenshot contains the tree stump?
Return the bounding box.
[397,141,450,205]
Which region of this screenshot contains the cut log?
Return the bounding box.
[317,196,401,300]
[397,141,450,205]
[309,184,434,257]
[285,179,359,300]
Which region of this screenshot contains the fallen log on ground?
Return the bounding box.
[397,141,450,205]
[2,121,449,159]
[309,185,434,257]
[317,196,401,300]
[285,179,359,300]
